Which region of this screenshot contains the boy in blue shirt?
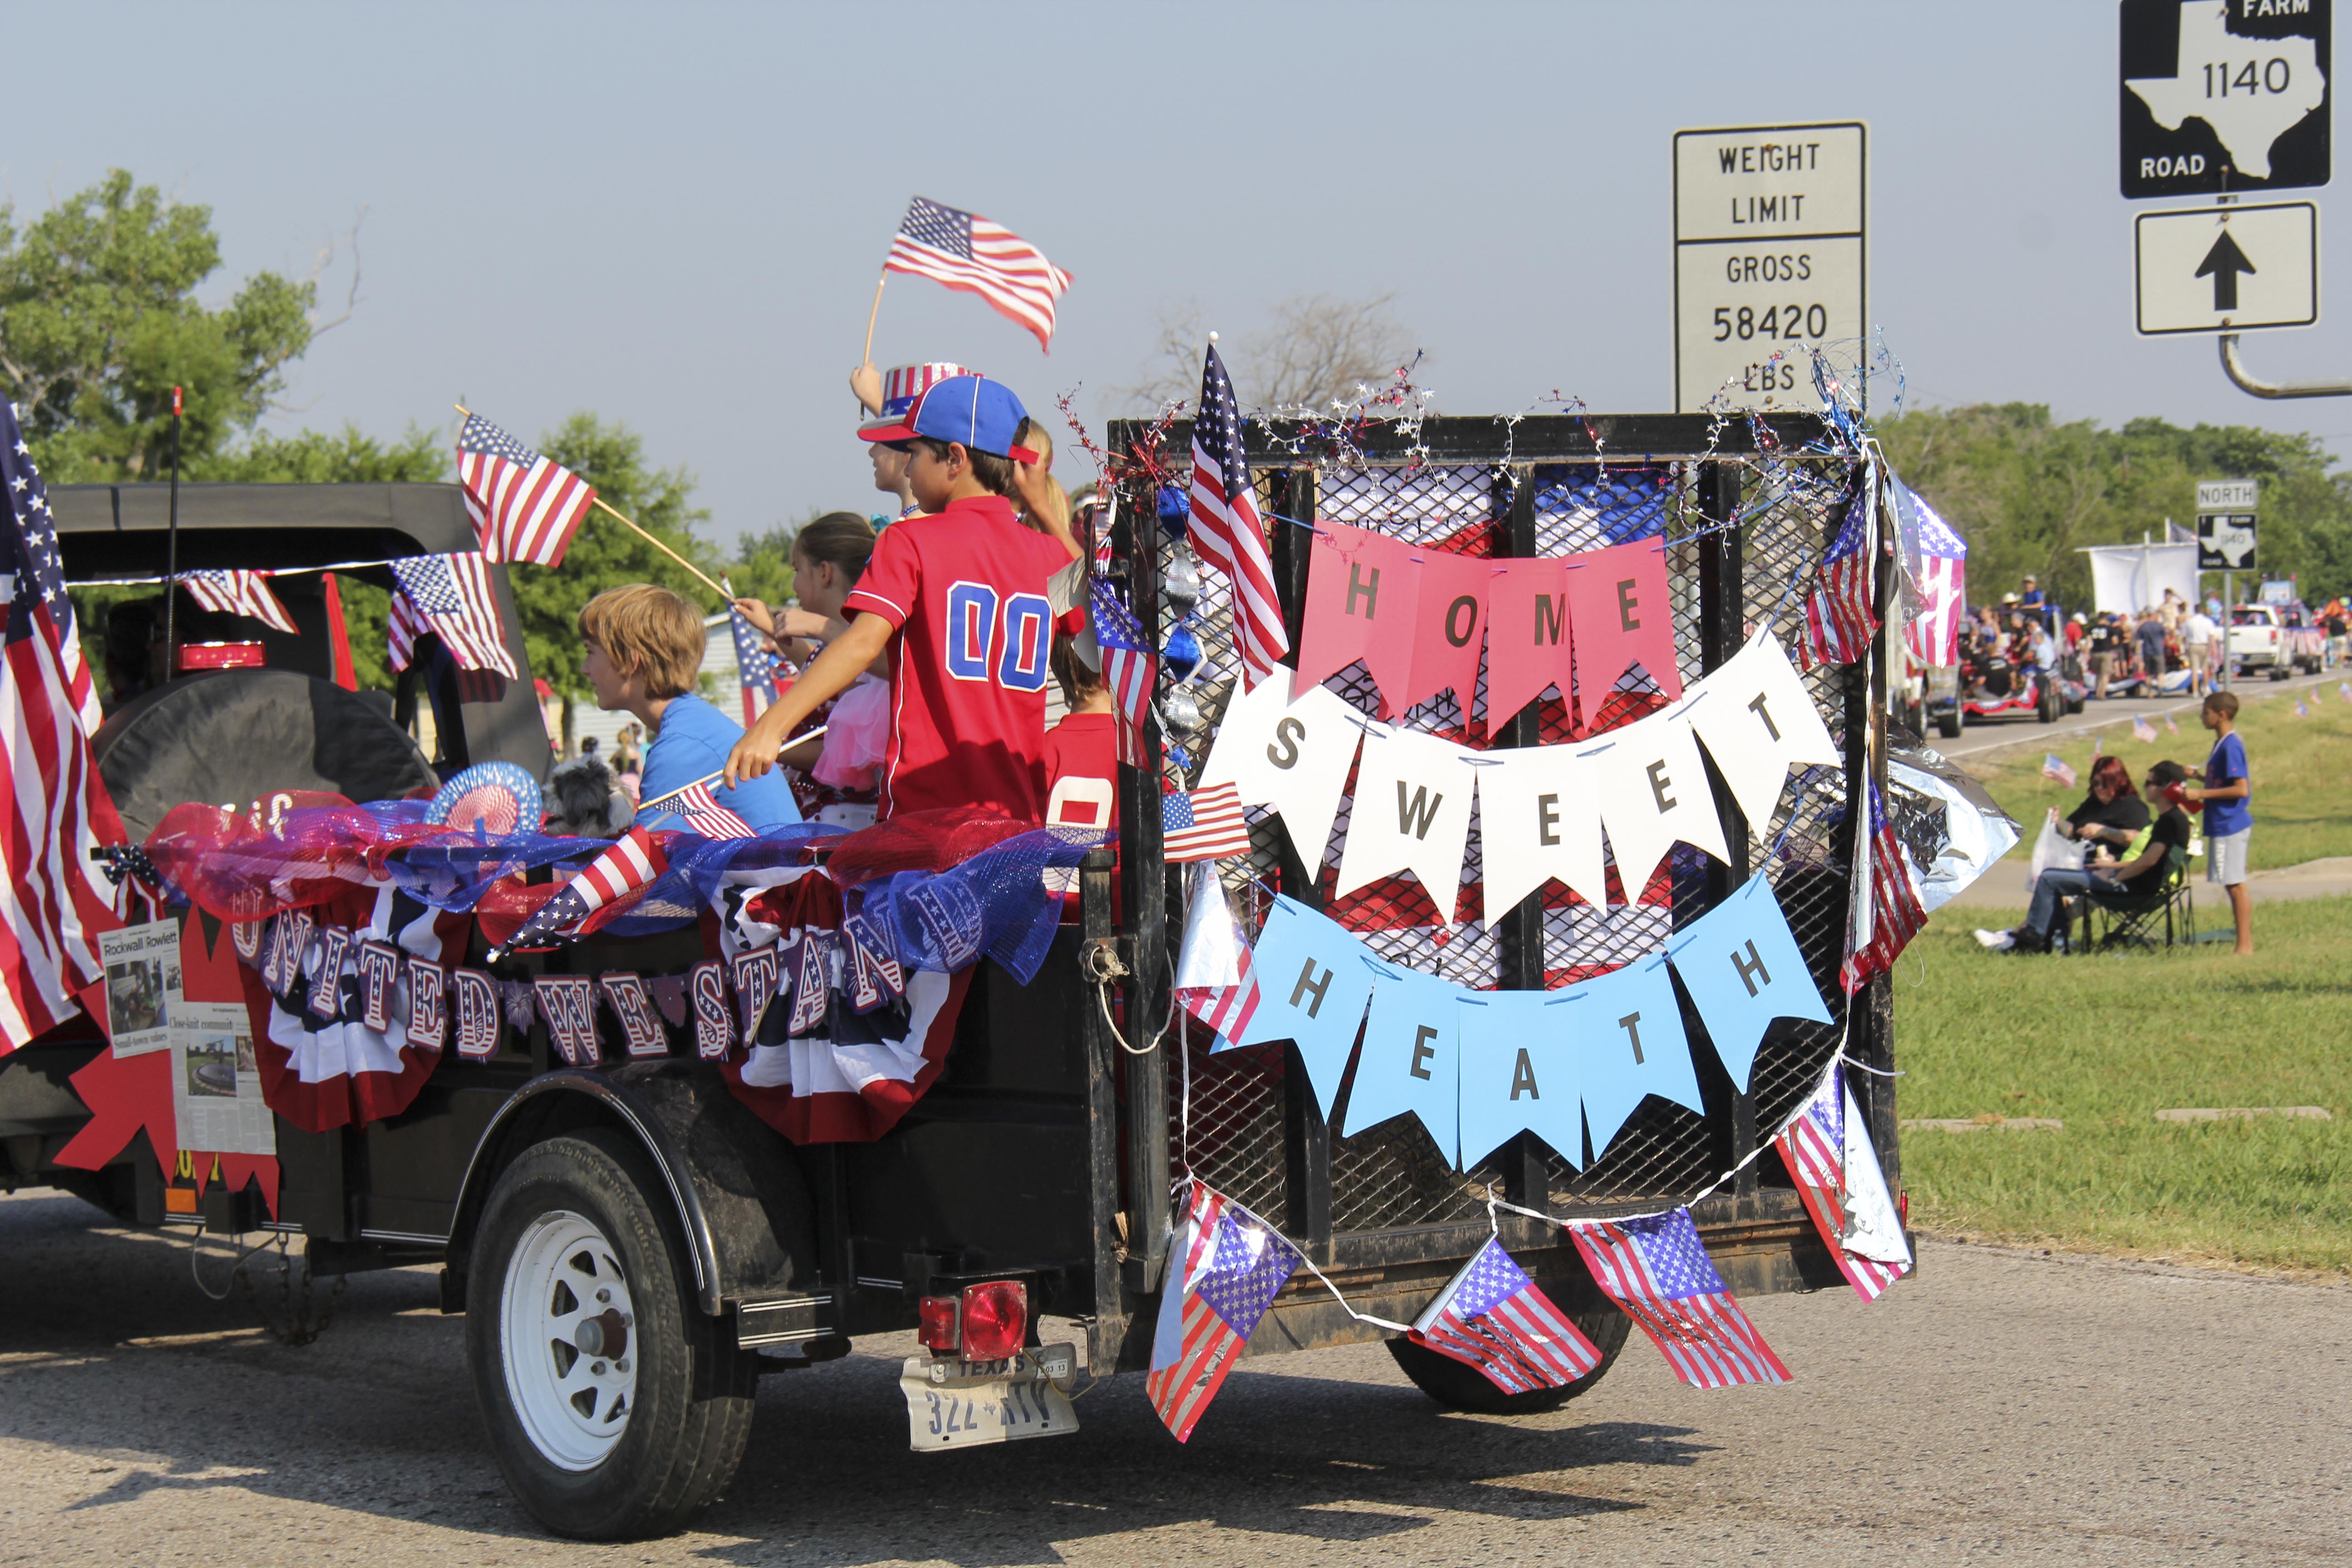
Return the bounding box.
[579,584,803,832]
[2183,690,2253,955]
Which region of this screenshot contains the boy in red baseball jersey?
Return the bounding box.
[726,375,1081,820]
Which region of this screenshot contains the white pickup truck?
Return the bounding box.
[2229,603,2327,679]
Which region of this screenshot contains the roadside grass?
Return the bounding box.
[1894,894,2352,1274]
[1960,676,2352,869]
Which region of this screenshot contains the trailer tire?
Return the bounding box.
[467,1130,755,1540]
[1384,1308,1632,1415]
[1934,708,1962,740]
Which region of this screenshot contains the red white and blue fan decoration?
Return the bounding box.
[426,762,543,835]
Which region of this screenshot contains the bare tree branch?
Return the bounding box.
[1110,293,1415,417]
[304,207,367,337]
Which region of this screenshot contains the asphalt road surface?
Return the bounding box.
[2,1190,2346,1565]
[1929,662,2339,762]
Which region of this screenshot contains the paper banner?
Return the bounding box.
[689,960,731,1060]
[534,975,600,1066]
[599,972,670,1058]
[1333,727,1477,916]
[1685,631,1841,830]
[1296,523,1421,711]
[1567,538,1680,711]
[1458,988,1583,1169]
[1200,666,1375,872]
[1665,872,1831,1092]
[1476,744,1608,923]
[1236,896,1375,1117]
[453,969,500,1060]
[1558,957,1703,1159]
[1588,705,1729,892]
[1399,545,1492,713]
[1343,960,1459,1163]
[1484,557,1574,727]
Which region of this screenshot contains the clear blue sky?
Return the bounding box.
[10,1,2348,547]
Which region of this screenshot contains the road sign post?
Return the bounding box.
[2196,480,2260,693]
[1672,122,1866,414]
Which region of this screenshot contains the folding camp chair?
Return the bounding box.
[2075,844,2194,952]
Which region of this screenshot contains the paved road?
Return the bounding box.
[1929,661,2340,762]
[2,1189,2346,1566]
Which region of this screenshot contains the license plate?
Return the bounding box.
[899,1343,1079,1451]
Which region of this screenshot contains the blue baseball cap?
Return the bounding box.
[858,373,1035,461]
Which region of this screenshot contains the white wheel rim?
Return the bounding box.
[501,1209,639,1471]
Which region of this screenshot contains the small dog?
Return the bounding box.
[542,755,636,838]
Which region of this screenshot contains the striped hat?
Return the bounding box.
[859,363,971,436]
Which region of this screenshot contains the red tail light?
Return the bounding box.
[917,1295,960,1353]
[960,1280,1028,1361]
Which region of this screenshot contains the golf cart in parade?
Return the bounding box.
[15,417,1917,1541]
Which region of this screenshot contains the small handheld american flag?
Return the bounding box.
[1090,578,1157,768]
[2041,754,2078,787]
[1147,1185,1301,1442]
[647,780,755,841]
[1568,1208,1790,1389]
[731,604,783,724]
[1841,778,1927,994]
[1189,344,1288,690]
[1161,782,1250,863]
[490,827,668,958]
[1774,1063,1911,1303]
[457,412,597,568]
[388,553,519,679]
[2133,715,2158,744]
[1800,461,1880,670]
[1892,479,1965,668]
[884,196,1073,352]
[1409,1237,1602,1395]
[182,569,297,634]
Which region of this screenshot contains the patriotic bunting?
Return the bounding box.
[388,552,518,679]
[1568,1208,1791,1389]
[1147,1184,1301,1442]
[182,569,298,634]
[1410,1237,1603,1395]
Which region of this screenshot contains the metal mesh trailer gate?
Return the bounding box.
[1088,412,1899,1368]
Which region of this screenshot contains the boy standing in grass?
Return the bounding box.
[2183,690,2254,955]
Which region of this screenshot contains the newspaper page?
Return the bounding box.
[98,919,184,1058]
[171,1001,276,1156]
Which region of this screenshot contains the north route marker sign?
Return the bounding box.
[2136,201,2319,330]
[2121,0,2331,199]
[1673,122,1866,413]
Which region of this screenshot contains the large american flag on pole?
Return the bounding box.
[0,399,128,1049]
[387,553,518,679]
[1189,344,1289,691]
[1800,458,1880,670]
[731,604,782,724]
[884,197,1073,352]
[1892,479,1966,667]
[1409,1237,1603,1394]
[1568,1208,1790,1388]
[1775,1062,1911,1303]
[457,412,597,568]
[1089,577,1156,768]
[182,569,297,634]
[1147,1184,1301,1442]
[491,827,668,957]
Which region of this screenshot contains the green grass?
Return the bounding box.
[1896,895,2352,1274]
[1964,678,2352,869]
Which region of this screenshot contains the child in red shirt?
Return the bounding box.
[727,376,1081,820]
[1043,633,1119,833]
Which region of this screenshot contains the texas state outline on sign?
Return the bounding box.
[2127,3,2327,181]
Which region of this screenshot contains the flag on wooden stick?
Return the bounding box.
[884,197,1072,351]
[457,412,596,568]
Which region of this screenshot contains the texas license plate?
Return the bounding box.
[899,1343,1079,1451]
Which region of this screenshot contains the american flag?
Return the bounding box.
[1775,1064,1908,1303]
[1147,1185,1300,1442]
[457,412,596,568]
[2133,715,2158,743]
[2165,713,2180,734]
[1161,782,1250,862]
[730,603,783,724]
[883,196,1073,352]
[647,780,754,840]
[1189,344,1289,691]
[1174,874,1260,1049]
[1800,461,1880,670]
[1090,577,1156,768]
[492,827,668,957]
[1568,1208,1790,1389]
[1893,480,1966,667]
[1841,779,1928,995]
[0,399,129,1049]
[2040,754,2077,787]
[182,569,297,634]
[387,553,518,678]
[1409,1238,1603,1394]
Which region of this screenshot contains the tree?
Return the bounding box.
[0,171,325,481]
[1120,294,1415,413]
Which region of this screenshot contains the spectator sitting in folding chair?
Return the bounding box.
[2007,760,2193,954]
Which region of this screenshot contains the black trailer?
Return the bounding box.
[8,412,1902,1540]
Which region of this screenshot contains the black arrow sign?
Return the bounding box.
[2196,229,2257,312]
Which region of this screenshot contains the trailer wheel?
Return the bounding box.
[467,1131,755,1540]
[1384,1308,1632,1415]
[1934,707,1962,740]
